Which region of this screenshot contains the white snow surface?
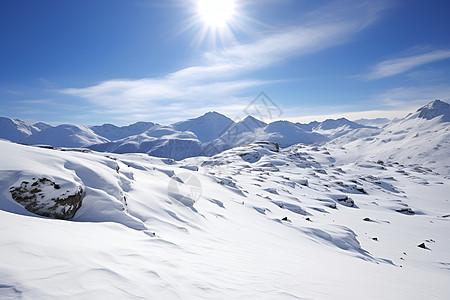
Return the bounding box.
[0,135,449,299]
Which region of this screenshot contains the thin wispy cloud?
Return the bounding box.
[60,0,390,121]
[365,49,450,80]
[371,84,450,108]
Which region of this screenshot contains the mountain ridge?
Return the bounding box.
[1,100,448,161]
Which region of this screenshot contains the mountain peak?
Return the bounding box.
[203,111,225,117]
[33,122,53,131]
[172,111,234,143]
[316,117,365,130]
[415,99,450,122]
[241,115,266,127]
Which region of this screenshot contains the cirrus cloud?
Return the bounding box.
[365,49,450,80]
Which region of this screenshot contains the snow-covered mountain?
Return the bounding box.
[172,111,234,143]
[265,120,327,147]
[33,122,53,131]
[0,134,449,299]
[1,100,449,163]
[20,124,110,148]
[89,125,202,160]
[354,117,391,127]
[408,99,450,122]
[0,117,39,142]
[90,121,155,141]
[294,117,374,139]
[328,100,450,175]
[206,115,268,153]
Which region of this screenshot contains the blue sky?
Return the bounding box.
[1,0,450,125]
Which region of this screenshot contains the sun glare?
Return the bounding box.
[181,0,245,47]
[197,0,236,28]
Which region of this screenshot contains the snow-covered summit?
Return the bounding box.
[172,111,233,143]
[409,99,450,122]
[33,122,53,131]
[315,117,368,130]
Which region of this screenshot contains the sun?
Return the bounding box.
[197,0,236,28]
[180,0,244,47]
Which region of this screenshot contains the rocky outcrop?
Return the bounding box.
[10,178,83,219]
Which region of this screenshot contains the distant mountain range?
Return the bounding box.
[1,100,449,161]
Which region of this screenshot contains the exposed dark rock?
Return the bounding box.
[326,203,337,209]
[418,242,427,249]
[356,187,367,194]
[396,208,415,215]
[10,178,84,220]
[336,196,356,207]
[35,145,55,150]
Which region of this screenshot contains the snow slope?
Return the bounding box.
[0,137,449,299]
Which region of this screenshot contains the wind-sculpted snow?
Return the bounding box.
[1,139,448,299]
[0,101,450,299]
